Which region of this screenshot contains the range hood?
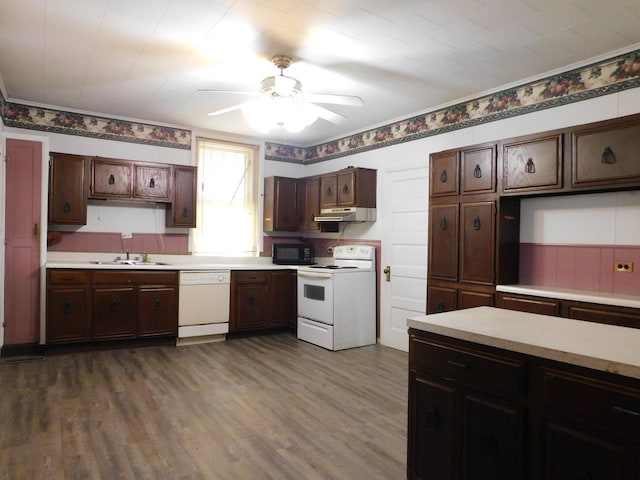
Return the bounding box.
[314,207,376,223]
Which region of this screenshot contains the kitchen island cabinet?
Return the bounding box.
[407,307,640,480]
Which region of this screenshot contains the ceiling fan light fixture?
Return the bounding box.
[243,96,318,133]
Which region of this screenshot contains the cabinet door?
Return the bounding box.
[296,176,320,232]
[133,164,171,202]
[46,287,90,343]
[427,285,457,314]
[264,176,296,231]
[137,287,178,337]
[458,289,494,310]
[48,153,88,225]
[463,394,524,480]
[429,204,459,281]
[460,202,495,285]
[233,284,268,331]
[337,170,356,206]
[572,119,640,188]
[320,173,338,207]
[430,150,459,197]
[502,134,562,193]
[92,287,136,340]
[543,420,634,480]
[408,373,459,480]
[461,145,496,194]
[166,166,196,227]
[269,271,293,328]
[91,158,132,198]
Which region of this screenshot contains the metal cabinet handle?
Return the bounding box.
[63,201,71,213]
[472,216,481,230]
[613,405,640,418]
[439,217,447,230]
[437,299,445,312]
[447,360,469,369]
[473,164,482,178]
[525,158,535,173]
[480,431,498,459]
[149,178,155,188]
[110,299,119,311]
[326,186,332,197]
[248,296,255,306]
[63,300,72,314]
[182,207,188,218]
[153,298,161,310]
[601,146,616,164]
[440,170,447,183]
[425,407,440,432]
[342,184,349,194]
[108,174,115,185]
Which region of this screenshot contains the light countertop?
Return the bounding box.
[497,284,640,309]
[408,306,640,380]
[45,261,295,271]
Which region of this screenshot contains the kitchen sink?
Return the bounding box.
[89,260,170,266]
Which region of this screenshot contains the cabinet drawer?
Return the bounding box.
[48,270,89,285]
[410,336,525,398]
[543,368,640,436]
[93,271,177,285]
[234,271,268,284]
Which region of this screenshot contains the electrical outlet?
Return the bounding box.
[614,261,633,273]
[121,232,132,239]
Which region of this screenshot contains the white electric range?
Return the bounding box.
[297,245,376,351]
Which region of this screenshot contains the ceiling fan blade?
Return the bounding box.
[207,103,246,116]
[306,103,348,125]
[304,93,364,107]
[198,89,259,97]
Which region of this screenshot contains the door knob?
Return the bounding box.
[383,266,391,282]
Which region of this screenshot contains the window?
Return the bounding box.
[194,138,260,256]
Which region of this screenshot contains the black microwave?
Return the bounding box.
[272,243,313,265]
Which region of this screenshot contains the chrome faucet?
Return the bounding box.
[141,251,149,263]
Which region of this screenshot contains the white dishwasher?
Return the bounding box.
[177,270,231,345]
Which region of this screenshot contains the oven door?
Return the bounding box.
[297,270,334,324]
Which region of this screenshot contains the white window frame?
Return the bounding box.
[193,138,260,256]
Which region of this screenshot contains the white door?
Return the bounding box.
[380,165,429,351]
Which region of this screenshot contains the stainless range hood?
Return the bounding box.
[314,207,376,223]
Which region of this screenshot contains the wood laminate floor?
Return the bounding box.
[0,333,408,479]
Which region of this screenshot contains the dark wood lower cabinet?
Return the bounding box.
[230,270,296,332]
[408,328,640,480]
[46,269,178,345]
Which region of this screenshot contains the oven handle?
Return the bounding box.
[298,271,333,279]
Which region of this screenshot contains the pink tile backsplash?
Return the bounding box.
[48,231,189,254]
[519,243,640,295]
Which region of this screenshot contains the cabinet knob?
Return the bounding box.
[601,146,616,164]
[525,158,536,174]
[63,300,73,314]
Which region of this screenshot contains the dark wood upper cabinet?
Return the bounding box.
[91,157,132,199]
[133,163,171,202]
[166,165,197,228]
[263,176,297,232]
[320,167,376,208]
[320,173,338,208]
[48,152,89,225]
[296,176,320,232]
[461,144,496,194]
[430,150,459,197]
[571,117,640,188]
[502,133,563,193]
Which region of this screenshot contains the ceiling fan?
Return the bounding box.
[198,55,364,132]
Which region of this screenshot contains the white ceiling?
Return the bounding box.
[2,0,640,146]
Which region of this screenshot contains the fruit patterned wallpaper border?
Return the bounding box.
[1,48,639,157]
[265,48,640,163]
[0,92,192,150]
